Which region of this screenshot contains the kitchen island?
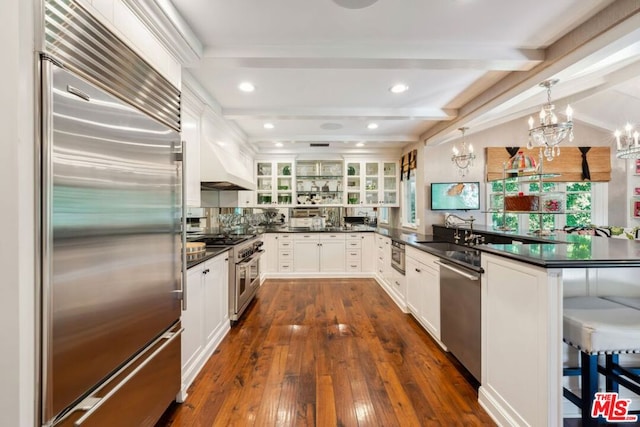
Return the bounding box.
[376,225,640,426]
[445,227,640,426]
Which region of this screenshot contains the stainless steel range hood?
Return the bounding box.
[200,138,255,191]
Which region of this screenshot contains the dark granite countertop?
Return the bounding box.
[186,247,231,269]
[478,240,640,268]
[261,225,377,233]
[432,223,640,268]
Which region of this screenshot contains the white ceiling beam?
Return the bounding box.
[248,134,417,143]
[204,44,544,60]
[203,56,543,71]
[202,45,544,71]
[223,107,457,121]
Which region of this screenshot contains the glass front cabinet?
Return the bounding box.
[295,160,343,206]
[345,160,399,207]
[255,160,294,206]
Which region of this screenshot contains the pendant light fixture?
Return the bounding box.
[451,127,475,177]
[527,79,574,161]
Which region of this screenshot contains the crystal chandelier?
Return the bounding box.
[614,123,640,159]
[527,79,573,161]
[451,127,475,176]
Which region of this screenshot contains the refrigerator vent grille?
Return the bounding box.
[43,0,181,131]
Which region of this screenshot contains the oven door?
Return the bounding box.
[390,246,405,274]
[234,250,264,319]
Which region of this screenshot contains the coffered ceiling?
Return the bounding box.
[161,0,640,153]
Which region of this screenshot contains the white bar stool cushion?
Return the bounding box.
[563,296,640,355]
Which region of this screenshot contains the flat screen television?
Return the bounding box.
[430,182,480,211]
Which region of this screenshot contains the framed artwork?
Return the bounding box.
[634,200,640,219]
[636,159,640,175]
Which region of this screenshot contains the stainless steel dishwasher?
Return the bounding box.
[437,260,482,381]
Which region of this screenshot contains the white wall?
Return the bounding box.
[422,117,627,230]
[1,0,35,425]
[0,2,182,425]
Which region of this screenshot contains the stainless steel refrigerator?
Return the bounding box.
[39,54,183,426]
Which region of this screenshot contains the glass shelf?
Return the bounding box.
[296,175,343,180]
[488,173,561,183]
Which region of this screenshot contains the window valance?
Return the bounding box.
[485,147,611,182]
[401,149,417,181]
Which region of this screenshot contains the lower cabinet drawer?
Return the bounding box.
[279,250,293,261]
[279,262,293,272]
[346,249,361,261]
[346,262,361,272]
[346,240,362,249]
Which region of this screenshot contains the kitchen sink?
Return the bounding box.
[415,241,470,252]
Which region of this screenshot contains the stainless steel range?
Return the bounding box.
[199,235,264,323]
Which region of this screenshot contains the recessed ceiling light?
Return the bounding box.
[390,83,409,93]
[332,0,379,9]
[367,123,379,130]
[320,122,343,130]
[356,142,365,147]
[238,82,255,92]
[275,142,283,147]
[263,123,274,129]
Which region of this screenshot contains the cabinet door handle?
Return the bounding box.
[351,265,357,268]
[282,265,289,268]
[415,268,421,272]
[351,253,357,256]
[395,281,400,286]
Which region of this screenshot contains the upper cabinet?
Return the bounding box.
[345,160,399,207]
[255,160,295,206]
[248,158,400,207]
[295,160,344,206]
[181,89,203,207]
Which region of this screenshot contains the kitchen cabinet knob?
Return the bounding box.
[224,258,229,261]
[415,268,421,272]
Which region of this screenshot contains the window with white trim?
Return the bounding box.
[487,180,596,233]
[402,174,417,228]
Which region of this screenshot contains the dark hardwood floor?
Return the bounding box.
[157,278,496,426]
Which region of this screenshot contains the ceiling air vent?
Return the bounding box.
[310,143,330,147]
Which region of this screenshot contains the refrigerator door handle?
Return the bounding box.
[180,140,187,310]
[73,327,184,426]
[67,85,91,102]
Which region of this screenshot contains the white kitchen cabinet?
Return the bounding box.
[203,254,229,343]
[389,268,407,311]
[237,190,254,208]
[345,160,399,207]
[181,93,203,207]
[180,252,231,401]
[293,234,320,272]
[319,234,346,272]
[255,160,294,206]
[361,234,375,273]
[406,247,441,340]
[181,265,205,394]
[263,233,278,273]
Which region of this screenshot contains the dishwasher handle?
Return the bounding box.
[434,260,480,281]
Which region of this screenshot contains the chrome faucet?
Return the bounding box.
[445,214,483,246]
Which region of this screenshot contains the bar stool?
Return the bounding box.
[563,296,640,426]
